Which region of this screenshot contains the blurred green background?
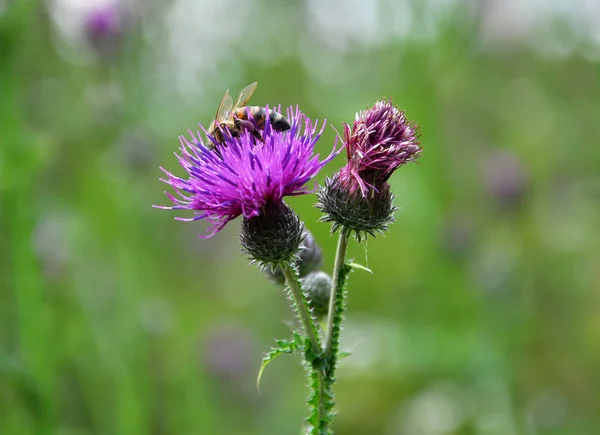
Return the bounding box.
[2,0,600,434]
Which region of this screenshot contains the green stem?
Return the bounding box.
[314,367,329,435]
[281,264,321,358]
[281,264,328,434]
[324,230,350,358]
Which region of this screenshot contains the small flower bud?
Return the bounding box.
[317,173,397,241]
[240,202,304,266]
[264,230,324,285]
[302,271,332,319]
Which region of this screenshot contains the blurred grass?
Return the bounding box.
[2,1,600,434]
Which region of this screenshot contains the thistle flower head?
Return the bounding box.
[317,99,421,240]
[341,99,421,196]
[239,201,304,266]
[154,106,341,239]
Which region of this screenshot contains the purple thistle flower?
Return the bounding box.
[154,106,341,238]
[340,98,422,196]
[317,99,422,239]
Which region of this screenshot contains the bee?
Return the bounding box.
[207,81,291,146]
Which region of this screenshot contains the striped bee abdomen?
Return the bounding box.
[234,106,291,132]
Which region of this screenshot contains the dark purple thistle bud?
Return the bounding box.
[302,271,332,319]
[317,99,421,240]
[154,106,342,262]
[264,230,324,285]
[342,99,422,197]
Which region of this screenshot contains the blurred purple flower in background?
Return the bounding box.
[201,323,259,386]
[49,0,133,60]
[116,128,157,173]
[86,3,120,39]
[154,106,340,238]
[33,211,80,281]
[481,150,527,209]
[439,211,476,257]
[84,1,126,59]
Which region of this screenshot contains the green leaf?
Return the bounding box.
[256,339,298,392]
[293,332,305,348]
[346,262,373,274]
[338,351,352,359]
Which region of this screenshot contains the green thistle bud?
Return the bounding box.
[240,202,304,267]
[316,173,396,241]
[302,271,332,319]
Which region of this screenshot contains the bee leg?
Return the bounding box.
[235,118,263,142]
[235,118,255,133]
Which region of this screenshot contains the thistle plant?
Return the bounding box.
[155,98,421,434]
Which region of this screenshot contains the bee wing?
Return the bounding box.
[215,89,234,121]
[233,81,257,109]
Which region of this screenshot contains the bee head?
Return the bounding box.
[207,120,224,144]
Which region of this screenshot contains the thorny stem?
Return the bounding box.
[324,229,350,358]
[281,264,328,434]
[315,368,329,435]
[281,265,321,359]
